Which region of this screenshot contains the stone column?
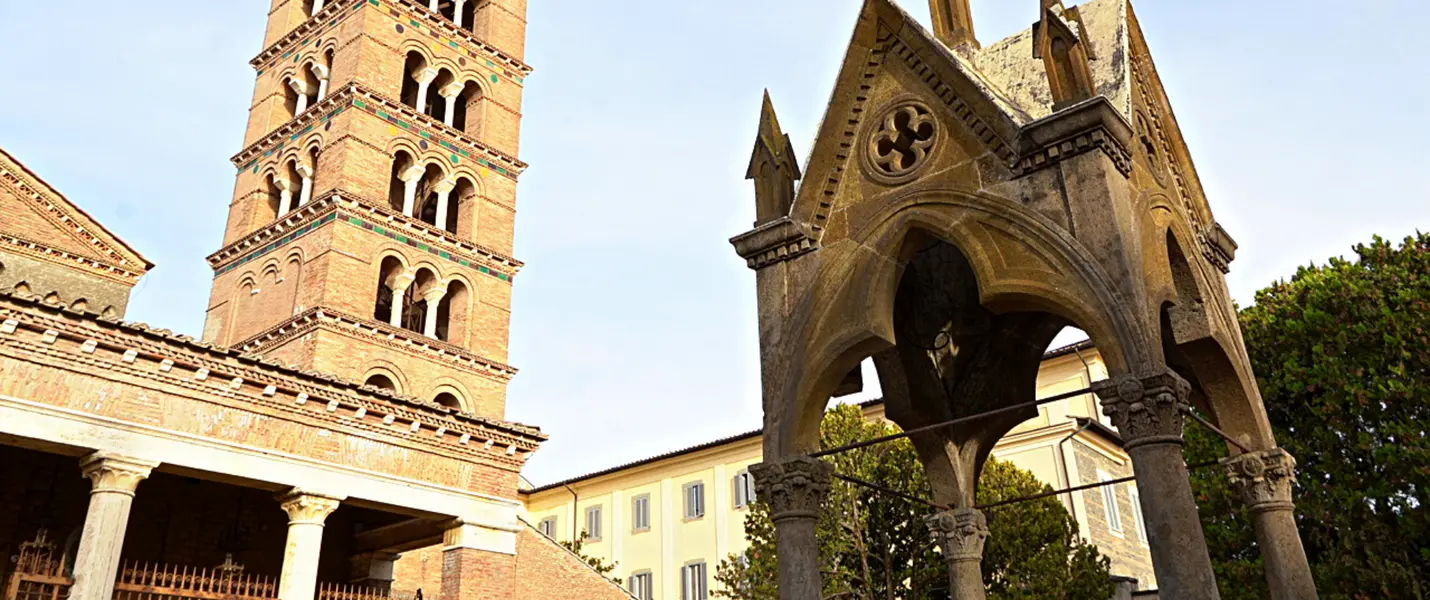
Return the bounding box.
[276,178,296,218]
[432,179,455,232]
[439,82,463,128]
[296,164,315,207]
[413,68,439,115]
[749,456,832,600]
[1094,370,1220,600]
[926,508,989,600]
[1223,449,1318,600]
[312,0,324,14]
[70,453,158,600]
[428,0,439,11]
[422,286,447,338]
[349,552,400,592]
[290,78,312,115]
[399,166,425,217]
[276,490,343,600]
[452,0,466,28]
[389,274,414,328]
[312,64,330,100]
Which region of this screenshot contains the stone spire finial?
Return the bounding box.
[1032,0,1096,110]
[745,90,801,226]
[928,0,979,50]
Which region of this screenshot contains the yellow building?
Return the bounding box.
[521,343,1158,598]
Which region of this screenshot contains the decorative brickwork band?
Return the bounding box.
[1093,369,1192,450]
[79,452,158,496]
[750,456,833,523]
[925,508,989,563]
[1223,448,1298,514]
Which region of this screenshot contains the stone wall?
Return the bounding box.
[0,252,133,318]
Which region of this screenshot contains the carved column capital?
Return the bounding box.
[276,490,343,526]
[749,456,833,523]
[79,452,158,496]
[1223,448,1298,513]
[1093,369,1191,449]
[925,507,989,563]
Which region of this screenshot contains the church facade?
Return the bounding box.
[0,1,630,599]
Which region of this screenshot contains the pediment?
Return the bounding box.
[790,0,1033,239]
[0,146,152,278]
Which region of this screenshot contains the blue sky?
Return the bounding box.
[0,1,1426,484]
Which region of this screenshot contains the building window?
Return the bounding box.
[537,517,556,538]
[632,494,651,532]
[628,571,653,600]
[1129,486,1148,543]
[684,481,705,519]
[681,562,708,600]
[584,505,602,541]
[733,470,756,508]
[1098,470,1123,534]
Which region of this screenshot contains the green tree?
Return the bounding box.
[559,534,622,586]
[716,403,1112,599]
[1188,234,1430,599]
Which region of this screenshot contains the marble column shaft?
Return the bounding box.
[1224,449,1318,599]
[276,490,343,600]
[749,456,832,600]
[926,507,989,600]
[1095,370,1220,600]
[70,453,158,600]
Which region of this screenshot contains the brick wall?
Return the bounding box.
[513,528,633,600]
[1073,441,1157,589]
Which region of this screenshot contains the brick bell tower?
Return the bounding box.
[203,0,531,420]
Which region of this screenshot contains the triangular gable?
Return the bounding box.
[790,0,1032,233]
[0,146,153,276]
[1124,2,1215,232]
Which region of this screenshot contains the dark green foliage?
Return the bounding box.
[716,403,1112,599]
[1188,234,1430,599]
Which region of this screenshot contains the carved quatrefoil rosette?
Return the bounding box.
[863,100,938,185]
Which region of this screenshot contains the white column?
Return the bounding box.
[453,0,466,28]
[296,164,315,207]
[398,166,425,217]
[389,275,413,328]
[276,490,343,600]
[289,79,312,116]
[276,179,295,218]
[432,179,455,231]
[71,453,159,600]
[312,0,325,13]
[312,64,330,100]
[422,286,448,338]
[439,82,463,128]
[428,0,439,11]
[413,68,439,115]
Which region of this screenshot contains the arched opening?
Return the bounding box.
[282,77,300,118]
[452,80,482,133]
[282,161,303,213]
[388,150,417,212]
[303,146,321,201]
[426,69,455,122]
[374,256,406,324]
[434,392,462,410]
[438,0,456,22]
[405,268,440,334]
[435,279,469,344]
[264,173,283,221]
[364,374,397,391]
[449,177,477,235]
[400,52,427,109]
[459,1,476,31]
[301,0,315,17]
[414,163,447,227]
[301,67,321,112]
